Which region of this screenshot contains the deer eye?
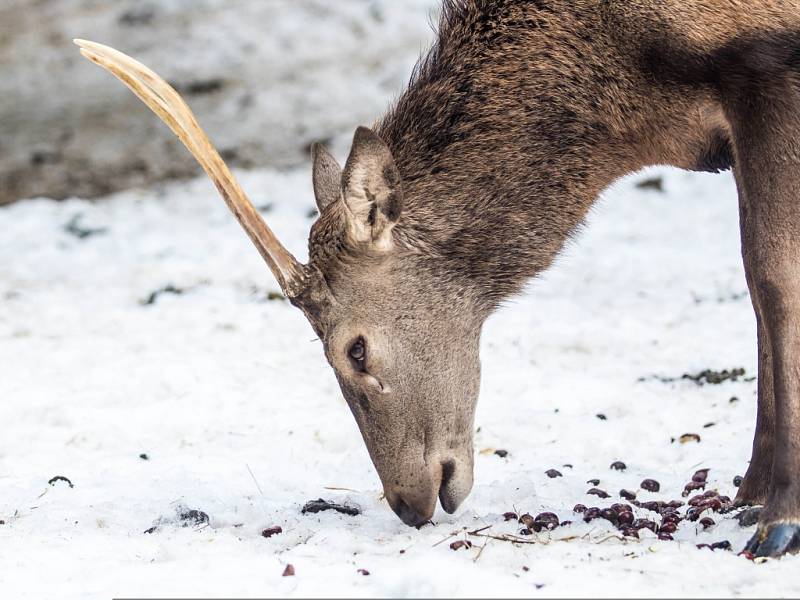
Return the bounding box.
[348,337,366,371]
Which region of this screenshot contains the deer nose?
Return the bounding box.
[386,458,473,526]
[390,495,433,527]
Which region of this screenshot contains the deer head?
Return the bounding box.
[76,40,481,526]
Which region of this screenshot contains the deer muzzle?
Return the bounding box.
[383,452,474,527]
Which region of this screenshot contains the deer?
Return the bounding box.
[75,0,800,558]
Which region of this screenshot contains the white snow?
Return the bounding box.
[2,163,798,598]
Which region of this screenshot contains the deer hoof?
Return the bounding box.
[745,522,800,558]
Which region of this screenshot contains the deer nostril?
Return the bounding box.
[439,460,458,514]
[391,496,429,528]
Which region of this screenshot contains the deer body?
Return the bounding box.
[78,0,800,558]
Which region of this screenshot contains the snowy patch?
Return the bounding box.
[2,166,796,597]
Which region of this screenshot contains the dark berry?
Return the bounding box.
[357,569,370,576]
[599,508,619,525]
[450,540,473,550]
[639,501,664,513]
[621,527,639,538]
[617,511,634,526]
[560,520,573,527]
[733,475,743,488]
[261,526,283,538]
[519,528,533,536]
[692,469,710,483]
[682,481,706,497]
[711,540,732,551]
[519,514,535,528]
[658,532,674,541]
[282,564,295,577]
[572,504,587,514]
[494,449,509,458]
[587,479,600,486]
[534,512,560,531]
[587,488,610,499]
[632,519,657,533]
[658,522,677,534]
[503,512,518,522]
[699,517,715,529]
[545,469,563,479]
[610,461,627,471]
[640,479,660,492]
[620,489,637,501]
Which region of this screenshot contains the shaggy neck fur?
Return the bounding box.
[377,0,645,306]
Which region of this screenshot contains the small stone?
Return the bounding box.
[282,564,295,577]
[261,526,283,538]
[545,469,563,478]
[610,461,627,471]
[640,479,660,492]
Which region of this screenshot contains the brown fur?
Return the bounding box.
[291,0,800,552]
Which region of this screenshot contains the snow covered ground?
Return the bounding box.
[2,163,798,598]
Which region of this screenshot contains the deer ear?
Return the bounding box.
[311,143,342,212]
[341,126,403,247]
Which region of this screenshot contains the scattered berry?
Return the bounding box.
[640,479,660,492]
[450,540,473,551]
[620,489,637,501]
[494,449,509,458]
[261,526,283,538]
[610,461,627,471]
[282,564,295,577]
[545,469,563,479]
[586,478,600,486]
[733,475,743,487]
[700,517,715,529]
[503,511,518,522]
[534,512,560,531]
[587,488,610,499]
[357,569,370,576]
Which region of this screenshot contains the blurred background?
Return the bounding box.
[0,0,438,205]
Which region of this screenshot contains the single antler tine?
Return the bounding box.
[75,39,306,295]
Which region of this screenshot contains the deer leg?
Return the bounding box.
[735,233,775,508]
[726,68,800,557]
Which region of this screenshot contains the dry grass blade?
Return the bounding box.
[73,39,304,293]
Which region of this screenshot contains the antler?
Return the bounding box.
[74,39,306,296]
